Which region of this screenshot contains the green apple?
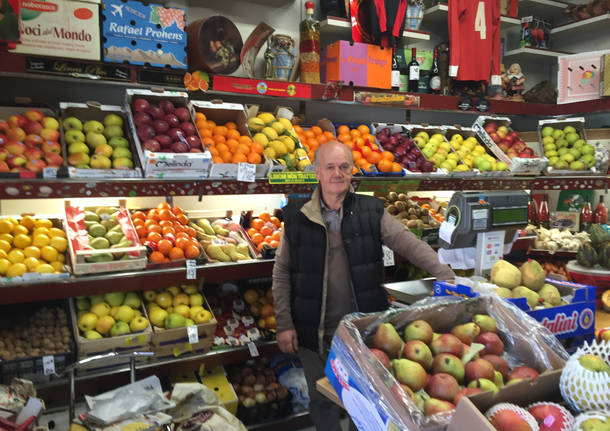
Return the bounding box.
[545,150,558,158]
[563,125,576,135]
[65,129,86,145]
[555,138,569,148]
[581,154,595,168]
[112,147,132,160]
[108,136,130,149]
[63,116,83,131]
[110,321,130,337]
[69,142,89,155]
[76,297,90,311]
[90,155,111,169]
[552,129,564,140]
[478,160,492,171]
[573,138,586,148]
[124,292,141,309]
[89,294,105,305]
[84,330,103,339]
[565,132,579,145]
[541,126,554,137]
[416,131,429,142]
[548,156,559,166]
[83,120,104,134]
[569,148,581,159]
[86,132,107,148]
[496,161,508,170]
[570,160,586,170]
[581,144,595,155]
[103,125,123,140]
[543,143,556,152]
[560,153,575,164]
[542,136,555,146]
[554,160,569,169]
[104,114,123,127]
[439,161,454,172]
[113,157,133,169]
[557,147,569,156]
[104,292,125,306]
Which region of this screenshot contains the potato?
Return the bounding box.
[387,205,398,215]
[387,192,398,202]
[398,193,408,202]
[406,219,419,228]
[416,220,425,229]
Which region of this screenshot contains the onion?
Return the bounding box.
[243,397,256,408]
[240,385,255,397]
[255,392,267,404]
[276,386,289,399]
[266,390,277,402]
[243,374,256,386]
[253,383,265,392]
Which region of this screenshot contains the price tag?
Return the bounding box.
[382,245,395,267]
[187,325,199,344]
[42,167,57,178]
[124,334,147,347]
[237,162,256,182]
[42,355,55,375]
[173,343,193,357]
[248,342,260,357]
[186,259,196,280]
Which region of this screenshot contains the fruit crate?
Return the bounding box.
[147,279,217,360]
[190,100,271,179]
[537,117,608,175]
[240,209,283,259]
[472,115,548,174]
[0,299,76,384]
[64,201,147,275]
[442,125,511,177]
[434,277,597,351]
[325,295,566,430]
[125,88,212,179]
[566,260,610,308]
[68,297,152,372]
[0,214,71,285]
[0,105,65,179]
[59,102,143,178]
[199,365,239,415]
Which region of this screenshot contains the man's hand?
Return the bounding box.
[277,329,298,354]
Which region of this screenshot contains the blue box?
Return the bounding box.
[102,0,187,69]
[433,278,596,346]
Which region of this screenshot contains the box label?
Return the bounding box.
[25,56,130,81]
[11,0,101,61]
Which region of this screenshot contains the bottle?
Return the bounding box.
[299,1,321,84]
[537,194,549,229]
[391,46,401,91]
[429,49,441,94]
[580,197,592,232]
[407,47,420,92]
[594,195,607,224]
[528,196,538,226]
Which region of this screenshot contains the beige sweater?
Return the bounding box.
[272,191,455,336]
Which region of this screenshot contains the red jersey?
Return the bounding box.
[448,0,501,83]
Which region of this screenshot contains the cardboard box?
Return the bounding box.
[101,0,186,69]
[473,115,548,174]
[125,89,212,178]
[434,277,597,349]
[602,54,610,97]
[324,295,566,430]
[200,365,239,415]
[558,50,610,104]
[190,100,270,179]
[10,0,100,60]
[321,41,392,89]
[69,298,152,372]
[59,102,143,178]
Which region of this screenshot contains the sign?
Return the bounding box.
[237,162,256,182]
[137,68,185,88]
[187,325,199,344]
[186,259,196,280]
[382,245,394,267]
[25,57,130,81]
[42,167,58,179]
[268,171,318,184]
[354,92,420,107]
[247,342,260,357]
[42,355,55,375]
[358,180,420,194]
[213,75,312,99]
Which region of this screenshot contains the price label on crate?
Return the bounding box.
[382,245,395,267]
[124,334,147,347]
[247,342,260,357]
[173,343,193,357]
[237,163,256,182]
[186,259,196,280]
[42,167,57,178]
[187,325,199,344]
[42,355,55,375]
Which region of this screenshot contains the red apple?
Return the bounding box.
[6,128,26,142]
[156,134,172,148]
[509,131,519,140]
[42,141,61,154]
[152,120,169,134]
[164,114,180,128]
[24,121,43,136]
[186,135,201,148]
[171,141,188,153]
[508,366,539,383]
[484,122,498,133]
[132,98,151,112]
[496,129,507,139]
[24,147,43,160]
[5,141,25,155]
[134,111,152,126]
[158,100,175,114]
[0,160,8,172]
[506,149,518,159]
[174,107,190,122]
[502,135,514,145]
[136,125,156,141]
[7,114,26,129]
[40,128,60,141]
[24,109,44,122]
[0,120,8,132]
[0,134,7,145]
[45,152,64,167]
[142,139,161,152]
[0,147,8,161]
[26,158,47,172]
[498,143,509,153]
[489,132,501,144]
[512,141,526,153]
[180,122,196,136]
[7,153,27,168]
[167,128,185,142]
[147,106,164,120]
[24,134,44,147]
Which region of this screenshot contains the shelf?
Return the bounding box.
[550,13,610,42]
[321,16,431,41]
[422,3,520,31]
[0,259,275,305]
[503,47,572,63]
[248,411,313,431]
[518,0,569,24]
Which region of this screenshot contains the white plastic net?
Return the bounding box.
[526,402,574,431]
[573,410,610,430]
[559,340,610,412]
[485,403,540,431]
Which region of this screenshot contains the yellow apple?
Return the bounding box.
[149,308,168,328]
[173,293,190,307]
[166,286,180,297]
[95,315,115,336]
[192,309,212,324]
[189,294,204,307]
[129,316,149,332]
[174,304,190,319]
[90,302,111,317]
[181,284,198,294]
[190,305,204,316]
[115,305,135,323]
[156,292,172,309]
[143,290,157,302]
[78,312,98,332]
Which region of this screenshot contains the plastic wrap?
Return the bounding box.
[325,294,568,430]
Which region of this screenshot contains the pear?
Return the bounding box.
[472,314,497,333]
[392,358,427,391]
[423,398,455,416]
[372,323,403,359]
[495,287,513,298]
[512,286,540,309]
[578,354,610,373]
[403,320,433,344]
[213,224,230,236]
[205,244,231,262]
[451,322,481,345]
[539,284,561,307]
[467,378,498,395]
[197,218,215,235]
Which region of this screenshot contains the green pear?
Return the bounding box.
[578,354,610,373]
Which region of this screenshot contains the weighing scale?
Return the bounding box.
[438,191,529,276]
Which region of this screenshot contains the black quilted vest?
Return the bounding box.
[284,191,389,351]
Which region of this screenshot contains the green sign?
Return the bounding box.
[358,180,421,194]
[268,171,318,184]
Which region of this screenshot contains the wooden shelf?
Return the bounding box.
[503,46,572,63]
[422,3,520,30]
[321,16,431,41]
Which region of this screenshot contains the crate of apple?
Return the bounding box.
[484,122,535,160]
[0,108,64,175]
[131,98,202,154]
[375,126,435,174]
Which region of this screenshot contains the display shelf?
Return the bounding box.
[550,13,610,42]
[320,16,431,41]
[248,411,313,431]
[0,259,275,305]
[422,3,520,30]
[503,47,572,63]
[518,0,569,24]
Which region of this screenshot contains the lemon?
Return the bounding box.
[0,219,13,234]
[19,215,36,231]
[271,121,286,135]
[277,117,293,131]
[6,263,26,278]
[13,233,32,249]
[34,218,53,229]
[262,127,279,141]
[0,258,10,275]
[253,133,269,147]
[24,257,41,271]
[263,147,277,160]
[40,245,58,262]
[297,159,312,171]
[0,240,11,253]
[50,261,64,272]
[0,249,6,259]
[0,233,13,245]
[246,117,265,132]
[33,234,50,248]
[256,112,276,125]
[23,246,41,259]
[35,263,54,273]
[270,140,288,157]
[33,227,49,237]
[7,249,25,264]
[12,225,28,236]
[50,236,68,253]
[48,227,66,238]
[56,253,65,263]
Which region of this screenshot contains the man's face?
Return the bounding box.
[315,144,353,196]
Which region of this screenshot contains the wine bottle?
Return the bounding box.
[407,47,419,93]
[391,46,400,91]
[538,194,549,229]
[429,49,440,94]
[580,197,592,232]
[594,195,608,224]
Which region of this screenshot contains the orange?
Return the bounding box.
[236,143,250,155]
[264,235,274,244]
[293,125,303,134]
[157,239,172,255]
[169,247,184,260]
[147,231,162,243]
[226,129,240,140]
[231,153,247,163]
[317,135,328,145]
[144,219,158,230]
[251,219,264,230]
[132,210,146,220]
[350,129,361,139]
[308,150,315,161]
[213,125,228,136]
[357,124,370,135]
[251,232,263,245]
[304,130,315,139]
[174,224,185,234]
[323,131,335,141]
[196,119,207,129]
[247,227,258,237]
[239,135,253,145]
[257,242,268,252]
[206,120,216,129]
[352,166,360,175]
[147,209,159,221]
[360,162,373,172]
[381,151,395,162]
[271,230,282,241]
[366,151,382,165]
[311,126,323,136]
[265,315,277,329]
[307,138,318,150]
[158,202,171,210]
[203,137,215,148]
[133,218,145,227]
[216,143,229,154]
[158,209,171,220]
[269,240,279,248]
[392,162,403,173]
[212,135,226,146]
[136,225,147,238]
[259,212,271,222]
[260,225,274,237]
[361,146,372,158]
[176,214,188,225]
[345,140,354,150]
[270,216,281,228]
[354,137,365,148]
[248,153,262,164]
[184,244,200,259]
[378,159,393,173]
[337,133,351,143]
[251,142,263,154]
[356,157,369,168]
[225,121,237,130]
[220,151,233,163]
[148,225,162,235]
[185,226,197,238]
[337,125,349,135]
[175,237,190,250]
[352,150,362,162]
[172,206,183,216]
[149,251,165,263]
[209,146,219,157]
[159,220,172,228]
[362,133,375,145]
[200,128,212,138]
[226,137,240,149]
[213,156,224,163]
[195,112,206,122]
[261,304,274,318]
[162,226,175,236]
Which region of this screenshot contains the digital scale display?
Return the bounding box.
[492,207,528,226]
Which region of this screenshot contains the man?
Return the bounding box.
[272,141,455,431]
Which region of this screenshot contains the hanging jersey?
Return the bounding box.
[448,0,501,83]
